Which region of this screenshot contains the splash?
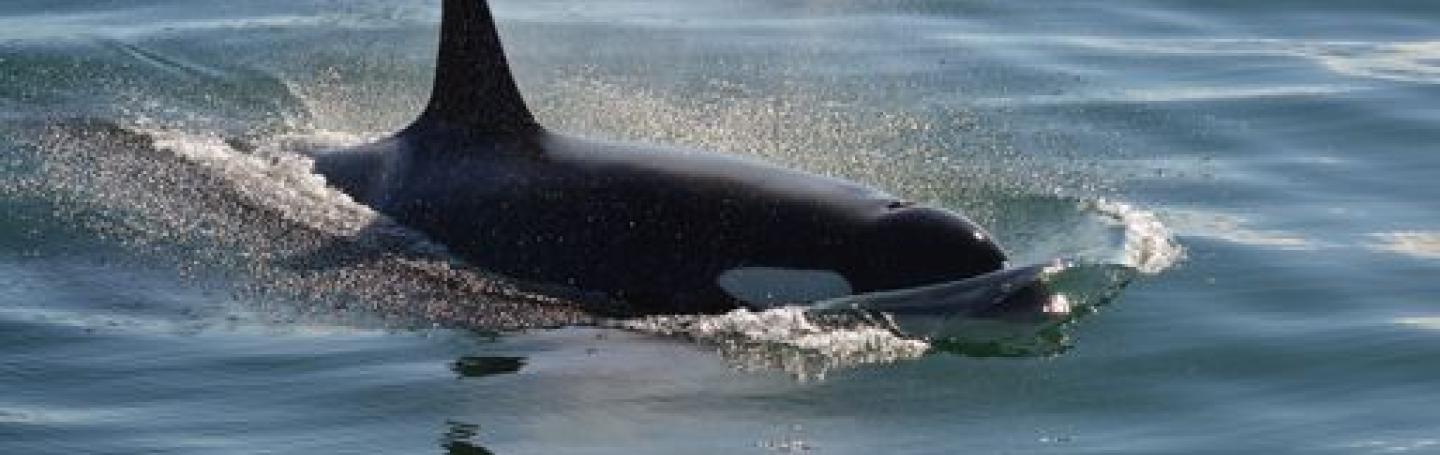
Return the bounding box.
[1088,198,1186,275]
[610,307,929,381]
[528,72,1108,226]
[141,122,379,238]
[614,258,1140,377]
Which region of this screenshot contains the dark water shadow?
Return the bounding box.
[441,421,495,455]
[450,356,526,379]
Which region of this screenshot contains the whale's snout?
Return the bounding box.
[970,277,1070,322]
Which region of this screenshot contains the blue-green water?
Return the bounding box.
[4,0,1439,453]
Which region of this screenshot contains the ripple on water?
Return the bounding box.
[1368,232,1440,260]
[931,34,1440,85]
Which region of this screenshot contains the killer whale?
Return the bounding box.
[310,0,1056,322]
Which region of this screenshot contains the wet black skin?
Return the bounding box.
[307,0,1008,317]
[313,124,1006,316]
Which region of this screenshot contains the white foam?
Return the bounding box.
[1088,199,1186,274]
[1369,232,1440,260]
[1395,317,1440,330]
[1318,41,1440,85]
[1163,209,1319,251]
[142,127,376,235]
[1342,438,1440,453]
[612,307,929,381]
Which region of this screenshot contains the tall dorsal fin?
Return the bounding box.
[412,0,538,133]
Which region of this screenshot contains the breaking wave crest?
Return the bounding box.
[1088,198,1187,275]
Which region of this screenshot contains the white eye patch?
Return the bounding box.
[716,267,854,308]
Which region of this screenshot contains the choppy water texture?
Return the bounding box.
[2,0,1438,453]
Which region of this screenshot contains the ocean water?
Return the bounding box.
[3,0,1439,453]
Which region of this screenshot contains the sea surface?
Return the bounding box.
[3,0,1439,453]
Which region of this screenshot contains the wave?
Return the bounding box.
[962,85,1365,107]
[1088,198,1187,275]
[932,33,1440,85]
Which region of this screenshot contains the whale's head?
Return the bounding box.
[848,205,1007,293]
[715,204,1009,311]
